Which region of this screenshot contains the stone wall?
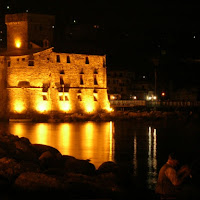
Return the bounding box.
[0,57,7,119]
[4,48,110,117]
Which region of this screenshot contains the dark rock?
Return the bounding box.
[15,172,61,191]
[20,161,40,173]
[14,140,37,161]
[31,144,62,159]
[0,147,6,158]
[0,157,22,181]
[97,161,119,174]
[63,173,100,197]
[39,151,63,169]
[64,157,96,176]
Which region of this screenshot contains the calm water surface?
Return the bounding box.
[0,119,199,190]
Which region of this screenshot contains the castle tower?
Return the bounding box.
[5,13,55,50]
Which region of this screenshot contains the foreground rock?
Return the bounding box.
[0,131,121,198]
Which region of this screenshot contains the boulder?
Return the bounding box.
[0,157,22,181]
[31,144,62,159]
[39,151,63,169]
[97,161,119,174]
[14,140,37,161]
[64,156,96,175]
[62,173,101,197]
[15,172,61,191]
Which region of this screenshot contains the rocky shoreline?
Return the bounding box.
[0,131,133,199]
[7,110,200,123]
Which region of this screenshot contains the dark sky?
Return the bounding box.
[1,0,200,83]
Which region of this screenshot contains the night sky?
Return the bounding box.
[0,0,200,85]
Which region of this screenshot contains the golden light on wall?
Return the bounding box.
[36,101,48,113]
[59,102,71,112]
[15,39,21,48]
[14,101,25,113]
[84,100,95,113]
[106,107,114,112]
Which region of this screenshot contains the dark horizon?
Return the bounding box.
[1,1,200,85]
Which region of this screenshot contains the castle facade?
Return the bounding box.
[0,13,110,119]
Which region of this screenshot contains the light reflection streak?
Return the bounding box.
[12,123,24,138]
[58,123,71,155]
[35,123,48,145]
[133,134,137,176]
[147,126,157,190]
[109,121,114,161]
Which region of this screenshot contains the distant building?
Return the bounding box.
[0,13,111,120]
[107,70,135,100]
[107,69,155,100]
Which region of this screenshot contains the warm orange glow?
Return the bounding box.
[161,92,165,96]
[84,100,95,113]
[14,101,25,113]
[15,39,21,48]
[11,122,114,168]
[85,104,94,113]
[59,102,71,112]
[36,102,48,112]
[58,124,71,155]
[106,106,114,112]
[35,124,48,144]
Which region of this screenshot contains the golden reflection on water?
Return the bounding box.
[10,121,114,168]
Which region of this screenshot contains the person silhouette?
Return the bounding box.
[155,152,191,199]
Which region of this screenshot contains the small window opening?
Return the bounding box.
[85,56,89,64]
[80,75,84,85]
[43,95,48,101]
[7,60,11,67]
[78,95,82,101]
[28,60,34,66]
[94,75,98,85]
[57,55,60,62]
[65,95,69,101]
[18,81,30,88]
[94,95,97,101]
[93,89,98,93]
[60,76,64,85]
[94,68,98,74]
[60,70,65,74]
[59,95,64,101]
[67,56,70,63]
[42,83,50,92]
[80,68,84,74]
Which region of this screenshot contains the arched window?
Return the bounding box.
[18,81,30,88]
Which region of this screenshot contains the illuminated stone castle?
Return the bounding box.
[0,13,110,119]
